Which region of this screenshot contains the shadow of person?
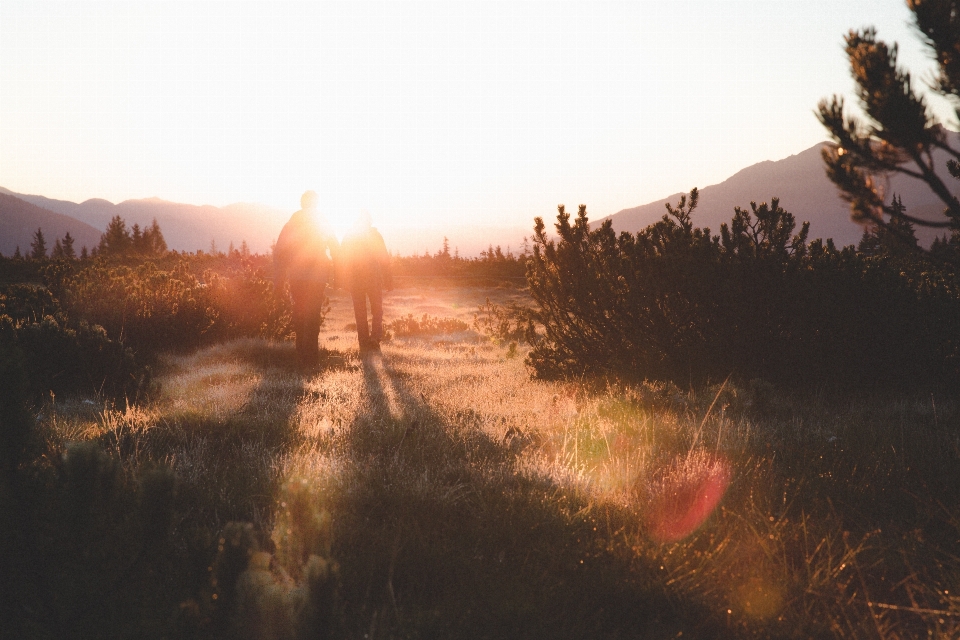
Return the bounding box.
[329,349,709,639]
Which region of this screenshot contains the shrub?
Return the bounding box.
[388,313,470,337]
[473,297,539,345]
[526,190,960,389]
[0,286,145,402]
[203,260,292,342]
[60,258,293,357]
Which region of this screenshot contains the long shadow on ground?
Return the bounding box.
[0,340,348,639]
[328,350,727,639]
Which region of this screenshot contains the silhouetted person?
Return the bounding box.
[340,210,392,352]
[274,191,338,368]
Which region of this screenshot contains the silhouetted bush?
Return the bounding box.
[0,285,145,402]
[59,258,292,357]
[203,260,292,342]
[388,313,470,337]
[526,190,960,389]
[391,241,527,280]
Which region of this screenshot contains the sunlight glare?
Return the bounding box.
[645,452,731,544]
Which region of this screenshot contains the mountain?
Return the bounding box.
[0,193,102,257]
[0,189,288,254]
[0,187,527,257]
[595,134,960,247]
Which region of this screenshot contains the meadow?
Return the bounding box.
[6,278,960,639]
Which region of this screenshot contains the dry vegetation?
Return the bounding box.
[13,283,960,638]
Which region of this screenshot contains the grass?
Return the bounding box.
[4,283,960,638]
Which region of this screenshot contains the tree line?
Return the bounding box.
[7,215,168,261]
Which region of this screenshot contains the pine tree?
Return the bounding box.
[144,219,167,256]
[80,246,89,260]
[51,238,65,259]
[13,246,22,260]
[100,216,132,255]
[818,2,960,229]
[30,228,47,260]
[857,194,919,258]
[131,223,145,254]
[62,232,76,259]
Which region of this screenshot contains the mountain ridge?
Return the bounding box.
[0,193,103,257]
[594,136,960,247]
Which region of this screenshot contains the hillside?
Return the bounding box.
[595,135,960,247]
[0,191,289,255]
[0,187,527,257]
[0,193,102,257]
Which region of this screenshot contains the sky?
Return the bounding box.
[1,0,956,233]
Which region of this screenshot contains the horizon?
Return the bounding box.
[2,0,957,234]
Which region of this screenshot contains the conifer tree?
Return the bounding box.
[131,223,145,254]
[857,194,920,258]
[51,238,65,259]
[100,216,132,255]
[30,228,47,261]
[80,246,89,260]
[144,219,167,255]
[62,232,76,259]
[13,246,22,260]
[818,1,960,230]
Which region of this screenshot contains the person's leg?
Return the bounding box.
[351,287,370,348]
[289,280,308,362]
[369,283,384,343]
[302,283,325,367]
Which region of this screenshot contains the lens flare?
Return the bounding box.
[645,452,731,543]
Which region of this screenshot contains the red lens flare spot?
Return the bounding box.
[645,453,731,543]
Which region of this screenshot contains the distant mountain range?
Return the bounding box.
[594,133,960,248]
[0,187,288,256]
[3,136,958,258]
[0,193,103,257]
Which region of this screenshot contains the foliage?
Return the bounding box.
[62,260,217,355]
[391,240,528,281]
[525,190,960,388]
[473,297,539,344]
[203,260,293,342]
[29,227,47,261]
[58,258,292,357]
[388,313,470,336]
[0,285,146,402]
[98,215,168,258]
[817,3,960,231]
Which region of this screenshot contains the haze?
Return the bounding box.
[1,0,956,237]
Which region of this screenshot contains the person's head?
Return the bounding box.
[357,209,372,229]
[301,190,319,212]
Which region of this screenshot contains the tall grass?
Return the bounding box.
[5,287,960,638]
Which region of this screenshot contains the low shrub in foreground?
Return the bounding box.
[0,285,145,403]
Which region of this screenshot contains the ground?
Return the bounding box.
[30,280,960,639]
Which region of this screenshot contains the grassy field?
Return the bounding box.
[12,280,960,638]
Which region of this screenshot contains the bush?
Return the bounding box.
[0,285,145,402]
[203,260,292,342]
[526,190,960,389]
[388,313,470,337]
[60,258,293,357]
